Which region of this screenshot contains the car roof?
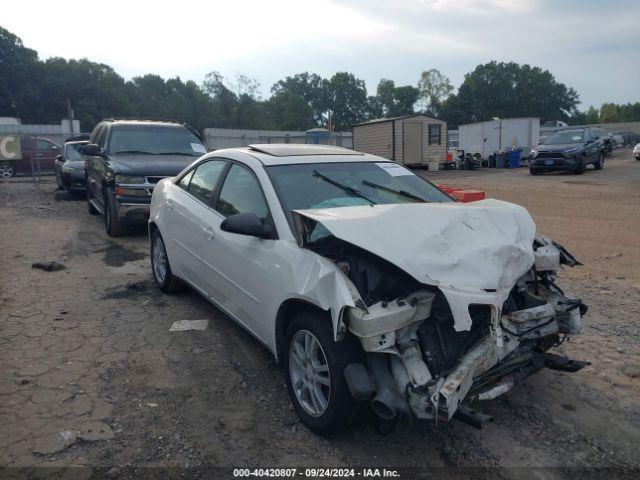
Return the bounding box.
[65,140,89,146]
[215,144,391,166]
[106,119,184,127]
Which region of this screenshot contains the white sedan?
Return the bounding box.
[149,144,588,435]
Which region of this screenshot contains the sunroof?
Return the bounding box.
[248,144,363,157]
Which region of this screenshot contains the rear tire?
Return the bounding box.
[284,310,362,436]
[150,229,183,293]
[104,188,126,236]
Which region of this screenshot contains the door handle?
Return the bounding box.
[166,199,174,211]
[202,226,215,240]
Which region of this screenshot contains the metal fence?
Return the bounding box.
[204,128,353,151]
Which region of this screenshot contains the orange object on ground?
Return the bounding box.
[451,190,486,203]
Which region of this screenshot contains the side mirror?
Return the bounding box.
[56,154,63,162]
[220,212,274,239]
[83,143,103,156]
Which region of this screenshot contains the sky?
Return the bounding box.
[3,0,638,109]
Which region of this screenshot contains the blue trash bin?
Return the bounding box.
[508,150,521,168]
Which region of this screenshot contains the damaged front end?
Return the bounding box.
[293,202,589,429]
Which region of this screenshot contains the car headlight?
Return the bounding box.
[114,187,149,197]
[565,147,578,154]
[530,149,538,157]
[115,175,146,184]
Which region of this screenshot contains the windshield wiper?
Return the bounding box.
[114,150,156,155]
[361,179,426,203]
[312,170,377,206]
[155,152,199,156]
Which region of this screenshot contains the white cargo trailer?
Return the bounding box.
[458,117,539,158]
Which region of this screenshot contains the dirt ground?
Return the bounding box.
[1,148,639,479]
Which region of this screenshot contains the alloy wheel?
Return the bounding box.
[152,236,168,284]
[289,330,331,417]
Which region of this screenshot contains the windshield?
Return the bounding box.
[267,161,452,224]
[65,143,85,161]
[543,130,584,145]
[108,125,206,156]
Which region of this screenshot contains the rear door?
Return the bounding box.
[164,159,227,295]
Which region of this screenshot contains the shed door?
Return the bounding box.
[403,122,423,164]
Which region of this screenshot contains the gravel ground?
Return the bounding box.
[1,148,639,479]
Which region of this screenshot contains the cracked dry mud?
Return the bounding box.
[1,149,639,479]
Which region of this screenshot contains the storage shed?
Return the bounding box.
[352,115,447,166]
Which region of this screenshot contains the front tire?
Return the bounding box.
[150,229,183,293]
[529,168,540,175]
[104,188,126,237]
[574,156,585,175]
[284,310,362,436]
[0,161,16,178]
[594,151,604,170]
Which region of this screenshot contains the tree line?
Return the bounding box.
[1,26,638,134]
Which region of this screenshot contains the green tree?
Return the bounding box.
[327,72,368,130]
[444,61,579,126]
[373,79,419,117]
[266,91,314,130]
[271,72,330,126]
[417,68,453,115]
[0,26,43,121]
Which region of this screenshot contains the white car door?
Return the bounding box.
[199,162,281,341]
[164,160,227,295]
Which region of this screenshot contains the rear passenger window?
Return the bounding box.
[216,164,268,219]
[187,161,226,204]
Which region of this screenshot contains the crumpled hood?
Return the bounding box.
[293,198,536,292]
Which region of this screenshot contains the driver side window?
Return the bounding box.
[215,164,268,219]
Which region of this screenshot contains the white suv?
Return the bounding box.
[149,144,588,435]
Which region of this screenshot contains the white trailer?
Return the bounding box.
[458,117,539,158]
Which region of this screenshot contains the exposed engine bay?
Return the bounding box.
[307,231,589,428]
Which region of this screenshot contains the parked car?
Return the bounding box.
[55,140,89,192]
[85,119,207,236]
[529,127,604,175]
[633,143,640,160]
[0,136,60,177]
[591,127,613,155]
[149,144,588,435]
[614,131,640,147]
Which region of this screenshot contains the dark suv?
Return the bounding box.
[85,119,207,236]
[529,127,604,175]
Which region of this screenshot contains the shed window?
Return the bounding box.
[428,124,441,145]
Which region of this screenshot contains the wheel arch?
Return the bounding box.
[275,298,332,364]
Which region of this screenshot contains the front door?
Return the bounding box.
[403,122,423,164]
[203,163,278,341]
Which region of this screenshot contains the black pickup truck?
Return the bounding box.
[85,119,207,236]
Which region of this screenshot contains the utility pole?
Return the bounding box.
[66,99,75,133]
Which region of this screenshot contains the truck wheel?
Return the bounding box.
[284,310,362,436]
[0,161,16,178]
[150,229,183,293]
[104,189,126,237]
